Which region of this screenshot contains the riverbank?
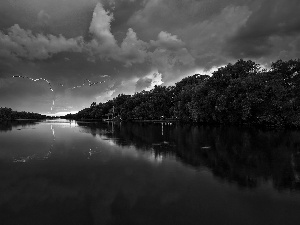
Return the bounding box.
[132,119,178,123]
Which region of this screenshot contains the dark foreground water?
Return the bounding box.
[0,120,300,225]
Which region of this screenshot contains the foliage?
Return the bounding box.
[0,107,46,121]
[64,59,300,127]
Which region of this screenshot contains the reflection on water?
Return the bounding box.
[79,122,300,191]
[0,120,300,225]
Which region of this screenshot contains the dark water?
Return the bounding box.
[0,120,300,225]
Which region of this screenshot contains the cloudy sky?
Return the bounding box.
[0,0,299,115]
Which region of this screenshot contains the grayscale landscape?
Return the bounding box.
[1,0,300,224]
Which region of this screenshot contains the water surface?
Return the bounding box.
[0,120,300,225]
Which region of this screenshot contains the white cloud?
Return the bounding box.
[89,3,117,47]
[150,31,185,51]
[96,89,116,103]
[37,10,50,26]
[87,3,195,73]
[0,24,83,60]
[149,40,195,84]
[87,4,149,66]
[118,28,149,66]
[86,3,119,60]
[135,70,163,92]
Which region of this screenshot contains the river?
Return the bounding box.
[0,119,300,225]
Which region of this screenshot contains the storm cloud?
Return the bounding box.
[0,24,83,60]
[0,0,299,115]
[226,0,300,62]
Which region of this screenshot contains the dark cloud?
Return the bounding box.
[0,0,299,115]
[102,0,144,42]
[0,0,96,37]
[127,0,253,41]
[226,0,300,60]
[125,0,255,69]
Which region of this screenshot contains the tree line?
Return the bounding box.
[0,107,46,121]
[65,59,300,127]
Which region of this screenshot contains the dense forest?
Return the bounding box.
[0,107,46,122]
[1,59,300,127]
[65,59,300,128]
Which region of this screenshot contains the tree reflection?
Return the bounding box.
[0,122,12,132]
[0,120,38,132]
[80,122,300,190]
